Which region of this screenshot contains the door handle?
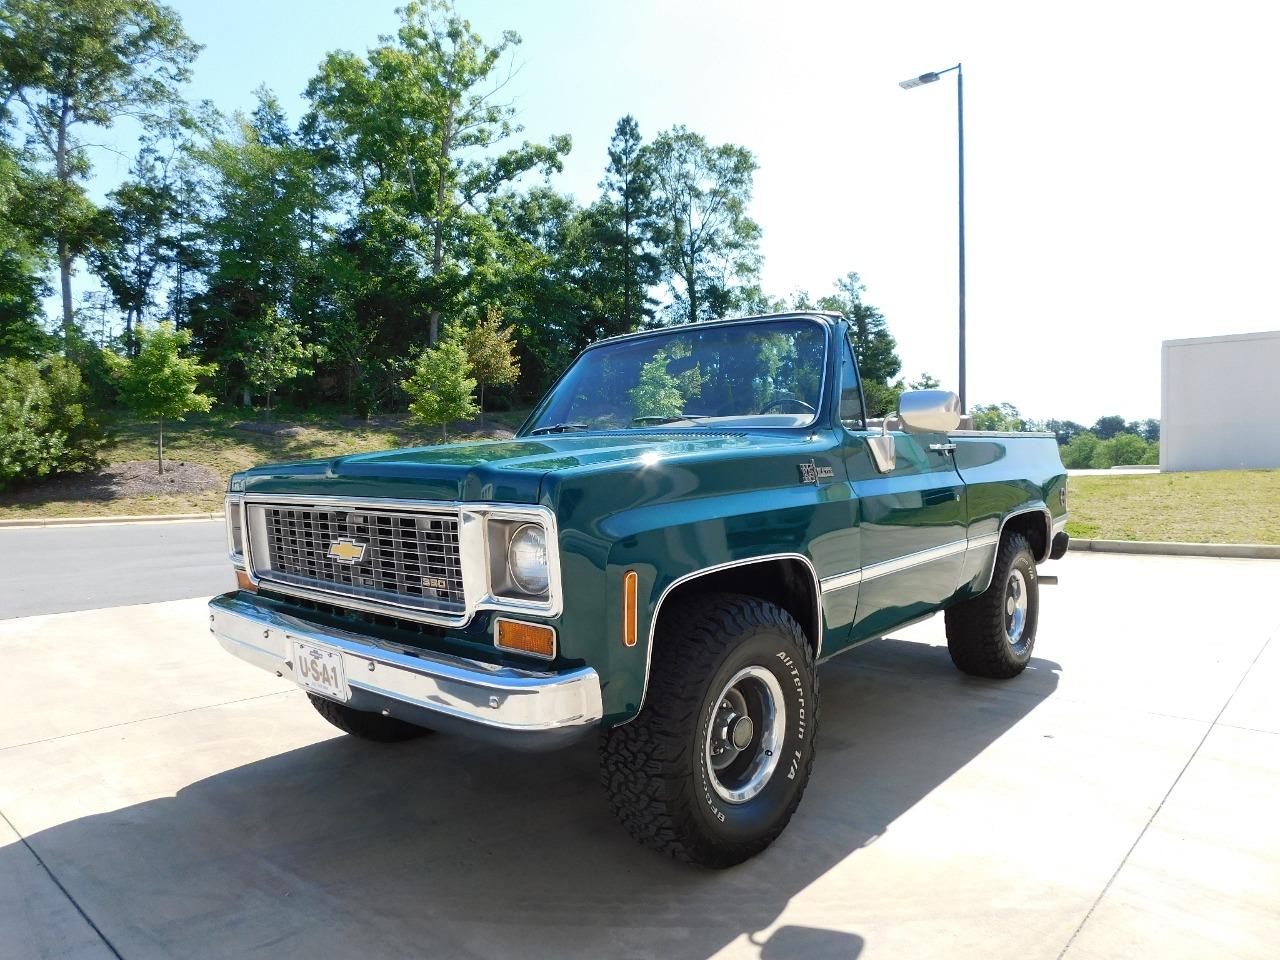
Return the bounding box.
[928,443,957,454]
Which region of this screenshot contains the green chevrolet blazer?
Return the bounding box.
[212,311,1068,866]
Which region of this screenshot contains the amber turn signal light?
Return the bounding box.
[495,619,556,659]
[235,569,257,592]
[623,570,638,647]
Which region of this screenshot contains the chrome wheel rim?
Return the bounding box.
[705,666,786,804]
[1005,568,1029,649]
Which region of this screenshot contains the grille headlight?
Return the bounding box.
[506,523,549,595]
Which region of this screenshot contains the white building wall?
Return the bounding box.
[1161,330,1280,472]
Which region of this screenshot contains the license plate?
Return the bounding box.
[292,640,349,701]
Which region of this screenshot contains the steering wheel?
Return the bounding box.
[760,396,817,414]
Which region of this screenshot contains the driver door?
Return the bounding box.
[836,339,968,641]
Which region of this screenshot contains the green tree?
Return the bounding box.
[303,0,568,346]
[106,321,214,474]
[0,141,54,359]
[239,307,313,411]
[1044,419,1087,445]
[478,186,597,395]
[88,140,190,354]
[0,355,104,488]
[646,126,761,324]
[463,305,520,427]
[909,372,941,390]
[596,115,659,333]
[817,273,900,384]
[970,402,1025,431]
[1061,430,1100,469]
[0,0,199,336]
[401,325,477,439]
[190,92,328,402]
[1091,415,1127,440]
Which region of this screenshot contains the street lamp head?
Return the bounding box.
[899,72,941,90]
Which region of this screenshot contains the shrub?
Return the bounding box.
[1090,432,1151,469]
[0,356,105,489]
[1060,430,1099,469]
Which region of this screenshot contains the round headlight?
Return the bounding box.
[507,523,549,595]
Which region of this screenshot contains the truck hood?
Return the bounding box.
[238,430,801,504]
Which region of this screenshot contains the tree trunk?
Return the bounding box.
[427,107,454,346]
[478,381,485,429]
[157,418,165,476]
[622,201,632,332]
[441,422,447,440]
[55,105,74,339]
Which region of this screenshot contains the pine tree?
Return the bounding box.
[401,324,477,439]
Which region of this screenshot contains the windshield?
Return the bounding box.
[525,319,828,434]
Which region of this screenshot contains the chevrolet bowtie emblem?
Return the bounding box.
[327,539,368,564]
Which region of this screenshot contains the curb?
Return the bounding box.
[0,512,224,529]
[1069,538,1280,560]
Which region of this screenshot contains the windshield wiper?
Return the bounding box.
[631,414,709,426]
[529,422,590,435]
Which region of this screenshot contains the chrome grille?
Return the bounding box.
[251,504,464,613]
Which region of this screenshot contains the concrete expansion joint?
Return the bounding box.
[0,806,125,959]
[1055,631,1275,959]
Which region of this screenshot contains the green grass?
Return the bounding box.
[1066,470,1280,544]
[0,406,532,520]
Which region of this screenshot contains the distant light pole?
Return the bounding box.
[900,63,966,412]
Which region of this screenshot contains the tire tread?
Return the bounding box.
[600,593,817,867]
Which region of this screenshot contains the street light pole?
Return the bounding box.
[900,62,966,413]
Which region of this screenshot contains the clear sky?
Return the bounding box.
[82,0,1279,424]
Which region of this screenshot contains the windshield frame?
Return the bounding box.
[517,314,836,437]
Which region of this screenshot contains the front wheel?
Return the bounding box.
[600,593,818,867]
[945,532,1040,678]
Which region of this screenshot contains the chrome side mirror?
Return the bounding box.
[898,390,961,434]
[867,417,896,473]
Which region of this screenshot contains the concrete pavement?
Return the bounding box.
[0,520,230,620]
[0,552,1276,959]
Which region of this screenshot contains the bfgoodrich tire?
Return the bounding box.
[307,693,431,743]
[944,532,1039,678]
[600,593,818,868]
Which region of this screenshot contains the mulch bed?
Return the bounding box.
[2,460,223,504]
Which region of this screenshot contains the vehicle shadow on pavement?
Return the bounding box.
[9,636,1059,960]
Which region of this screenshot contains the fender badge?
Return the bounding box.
[798,461,834,484]
[327,539,368,564]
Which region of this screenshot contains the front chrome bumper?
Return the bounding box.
[209,593,601,750]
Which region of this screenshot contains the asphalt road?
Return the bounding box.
[0,520,231,619]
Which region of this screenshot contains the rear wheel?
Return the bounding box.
[307,693,431,742]
[945,532,1039,678]
[600,593,818,868]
